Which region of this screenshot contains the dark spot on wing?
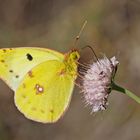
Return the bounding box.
[26,53,33,61]
[3,49,6,53]
[1,60,5,63]
[40,109,45,114]
[50,109,54,114]
[9,70,13,73]
[15,75,19,78]
[22,95,26,99]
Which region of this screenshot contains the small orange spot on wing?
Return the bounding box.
[22,95,26,99]
[27,101,31,104]
[28,70,34,78]
[22,83,26,88]
[58,69,66,76]
[31,107,37,111]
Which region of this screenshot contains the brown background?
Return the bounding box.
[0,0,140,140]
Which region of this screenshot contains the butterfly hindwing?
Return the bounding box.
[14,60,75,123]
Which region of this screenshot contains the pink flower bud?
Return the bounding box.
[81,56,119,112]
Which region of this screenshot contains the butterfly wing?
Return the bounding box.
[0,47,63,90]
[14,60,76,123]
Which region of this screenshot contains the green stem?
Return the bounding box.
[112,82,140,104]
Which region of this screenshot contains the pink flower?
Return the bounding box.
[81,56,119,112]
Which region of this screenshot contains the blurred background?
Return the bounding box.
[0,0,140,140]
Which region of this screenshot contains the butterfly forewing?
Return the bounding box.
[0,47,63,90]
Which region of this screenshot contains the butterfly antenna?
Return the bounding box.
[74,20,87,48]
[81,45,99,63]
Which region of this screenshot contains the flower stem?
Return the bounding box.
[112,82,140,104]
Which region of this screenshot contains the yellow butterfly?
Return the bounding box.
[0,47,80,123]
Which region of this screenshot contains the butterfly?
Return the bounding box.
[0,47,80,123]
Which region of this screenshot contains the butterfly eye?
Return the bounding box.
[73,54,78,60]
[70,51,80,61]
